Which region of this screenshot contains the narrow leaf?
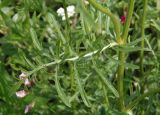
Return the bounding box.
[30,28,42,51]
[115,46,150,53]
[55,66,71,107]
[23,55,35,69]
[76,0,94,33]
[125,63,139,69]
[92,66,119,98]
[46,13,66,44]
[74,63,91,107]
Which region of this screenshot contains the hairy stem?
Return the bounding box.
[140,0,148,76]
[122,0,135,41]
[70,63,75,91]
[117,0,135,111]
[63,0,70,34]
[63,0,74,92]
[117,51,125,110]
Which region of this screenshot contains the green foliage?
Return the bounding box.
[0,0,160,114]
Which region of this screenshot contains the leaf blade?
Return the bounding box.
[55,65,71,107]
[74,63,91,107]
[30,28,42,51]
[92,66,119,98]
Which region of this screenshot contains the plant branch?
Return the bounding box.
[26,42,117,76]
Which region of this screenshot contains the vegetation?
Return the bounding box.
[0,0,160,114]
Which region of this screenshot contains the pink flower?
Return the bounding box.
[24,78,32,87]
[24,102,35,114]
[120,15,126,24]
[16,90,28,98]
[19,73,32,87]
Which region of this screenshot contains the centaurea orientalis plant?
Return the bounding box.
[2,0,159,114]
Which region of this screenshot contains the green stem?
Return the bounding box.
[124,88,160,111]
[63,0,74,92]
[140,0,148,76]
[102,85,110,107]
[70,63,74,91]
[63,0,70,34]
[87,0,121,40]
[63,0,71,45]
[117,0,135,111]
[117,51,125,110]
[122,0,135,41]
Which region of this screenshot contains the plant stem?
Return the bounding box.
[63,0,74,92]
[117,0,135,111]
[122,0,135,41]
[140,0,148,77]
[63,0,71,46]
[87,0,121,40]
[102,84,110,107]
[117,51,125,110]
[70,63,74,91]
[63,0,70,35]
[124,88,160,111]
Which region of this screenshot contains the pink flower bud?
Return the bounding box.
[24,78,32,87]
[24,102,35,114]
[120,15,126,24]
[16,90,28,98]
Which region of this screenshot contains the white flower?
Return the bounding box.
[57,7,64,16]
[57,5,75,20]
[16,90,28,98]
[67,5,75,17]
[19,72,27,80]
[24,102,35,114]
